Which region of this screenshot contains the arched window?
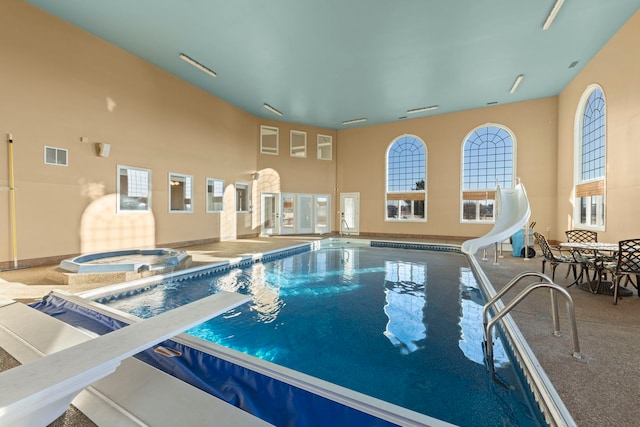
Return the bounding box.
[574,85,606,229]
[461,124,515,222]
[386,135,427,221]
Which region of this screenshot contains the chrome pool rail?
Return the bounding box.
[469,259,579,427]
[482,271,581,369]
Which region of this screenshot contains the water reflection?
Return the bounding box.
[458,267,508,367]
[383,261,427,355]
[217,265,284,323]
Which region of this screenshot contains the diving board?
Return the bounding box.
[461,183,531,256]
[0,291,259,427]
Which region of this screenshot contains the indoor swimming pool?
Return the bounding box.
[32,239,576,426]
[66,239,559,426]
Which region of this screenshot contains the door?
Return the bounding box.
[281,193,296,235]
[298,194,313,234]
[314,195,330,234]
[340,192,360,235]
[261,193,280,235]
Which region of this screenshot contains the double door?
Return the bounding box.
[261,193,331,235]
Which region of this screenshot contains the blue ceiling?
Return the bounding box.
[26,0,640,129]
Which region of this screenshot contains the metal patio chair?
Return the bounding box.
[533,232,579,283]
[565,229,602,284]
[609,239,640,304]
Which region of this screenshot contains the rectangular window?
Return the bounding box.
[117,165,151,212]
[235,182,250,212]
[206,178,224,213]
[575,179,604,228]
[461,191,496,222]
[44,146,68,166]
[260,126,279,155]
[290,130,307,158]
[169,173,193,213]
[386,193,425,220]
[317,134,332,160]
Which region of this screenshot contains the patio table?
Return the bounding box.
[559,242,632,296]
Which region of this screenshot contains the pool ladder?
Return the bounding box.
[482,271,581,386]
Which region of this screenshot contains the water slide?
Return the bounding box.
[461,183,531,255]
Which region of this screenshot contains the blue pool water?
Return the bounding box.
[104,244,543,426]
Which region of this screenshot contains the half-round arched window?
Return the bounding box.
[460,124,516,222]
[386,135,427,221]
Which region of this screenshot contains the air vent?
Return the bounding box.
[44,146,68,166]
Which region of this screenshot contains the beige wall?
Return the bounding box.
[557,10,640,242]
[0,1,337,265]
[336,98,558,239]
[1,1,638,265]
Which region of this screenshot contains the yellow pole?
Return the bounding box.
[8,134,18,269]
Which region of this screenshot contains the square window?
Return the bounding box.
[117,165,151,212]
[317,134,332,160]
[169,173,194,213]
[206,178,224,212]
[235,182,250,212]
[260,126,279,155]
[290,130,307,158]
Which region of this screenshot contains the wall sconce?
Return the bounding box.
[96,142,111,157]
[252,172,260,181]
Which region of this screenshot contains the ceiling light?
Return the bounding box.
[263,103,283,116]
[509,74,524,94]
[542,0,565,31]
[179,53,217,77]
[341,118,367,125]
[407,105,438,114]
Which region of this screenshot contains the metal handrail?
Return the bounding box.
[340,218,351,236]
[482,271,581,384]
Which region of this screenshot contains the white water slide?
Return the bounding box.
[461,183,531,256]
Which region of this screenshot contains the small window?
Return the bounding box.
[117,165,151,212]
[260,126,279,155]
[235,182,250,212]
[206,178,224,213]
[317,134,332,160]
[44,146,68,166]
[290,130,307,158]
[169,173,194,213]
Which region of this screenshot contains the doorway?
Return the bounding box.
[261,193,280,235]
[340,192,360,235]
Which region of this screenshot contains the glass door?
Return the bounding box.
[281,193,296,235]
[314,195,330,234]
[298,194,313,234]
[261,193,280,235]
[340,192,360,235]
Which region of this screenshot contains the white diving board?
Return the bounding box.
[0,291,271,427]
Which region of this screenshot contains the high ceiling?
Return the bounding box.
[27,0,640,129]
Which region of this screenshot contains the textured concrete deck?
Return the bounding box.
[1,235,639,426]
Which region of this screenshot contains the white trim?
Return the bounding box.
[168,172,194,214]
[459,123,517,223]
[572,84,606,230]
[260,125,279,155]
[44,146,68,166]
[116,165,152,213]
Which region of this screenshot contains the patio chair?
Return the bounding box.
[609,238,640,304]
[533,232,579,283]
[565,229,602,283]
